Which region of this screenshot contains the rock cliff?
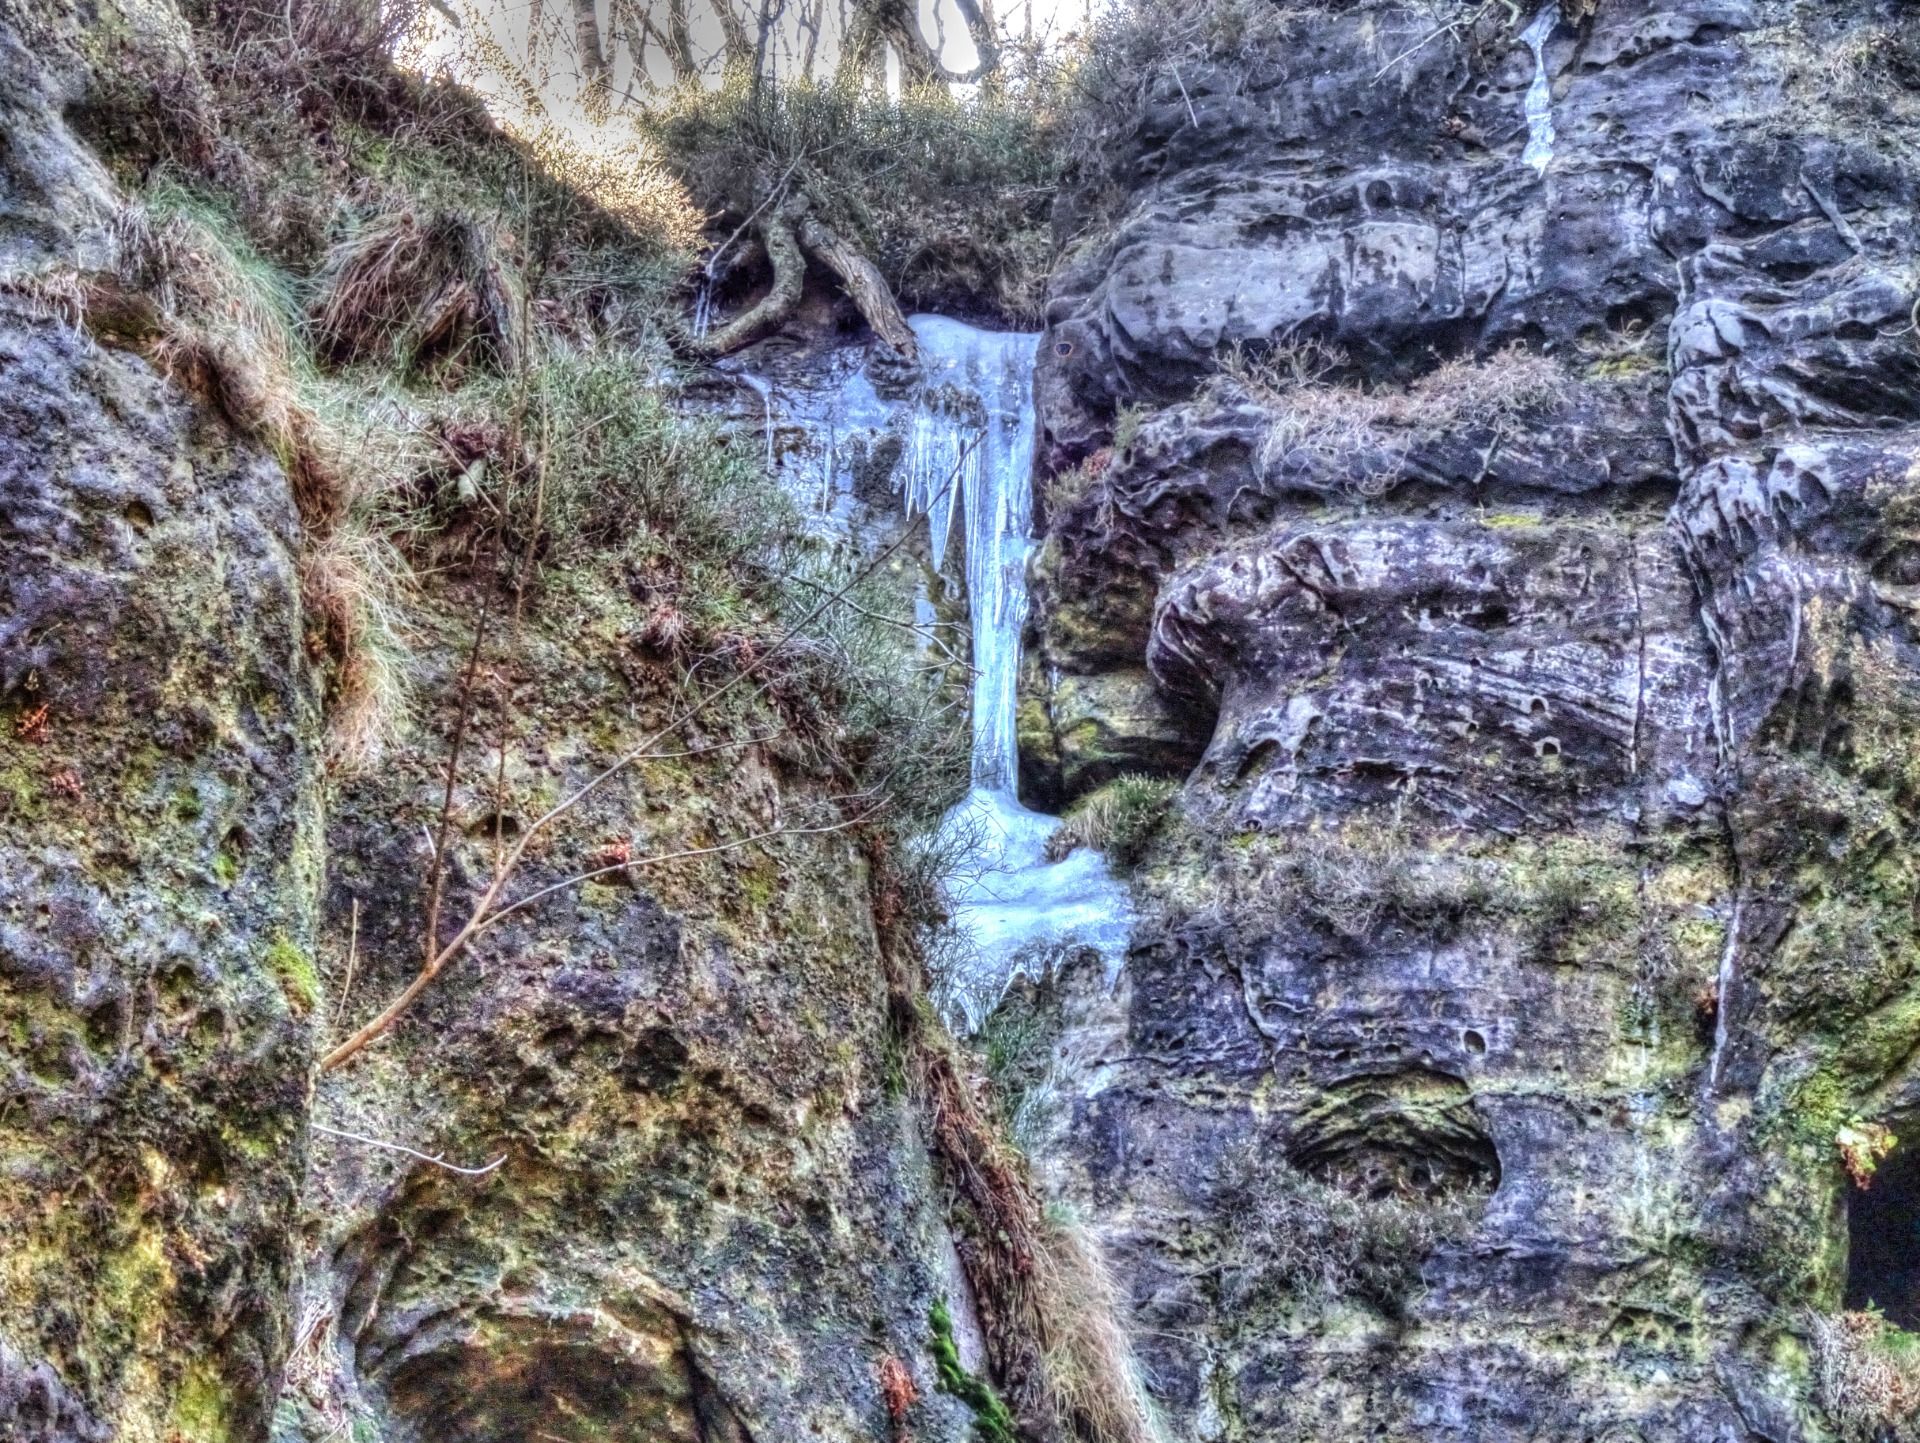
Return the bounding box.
[1015,1,1920,1438]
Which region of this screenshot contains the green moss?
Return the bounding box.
[264,934,320,1017]
[0,760,46,824]
[1585,351,1663,383]
[170,1358,234,1443]
[929,1299,1018,1443]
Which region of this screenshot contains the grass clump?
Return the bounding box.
[1046,774,1178,869]
[650,75,1059,321]
[1812,1307,1920,1442]
[103,181,421,771]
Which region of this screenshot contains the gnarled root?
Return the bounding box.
[692,193,918,361]
[688,206,806,358]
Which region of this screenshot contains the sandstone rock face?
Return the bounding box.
[290,601,977,1443]
[0,8,989,1443]
[0,7,323,1438]
[1018,2,1920,1438]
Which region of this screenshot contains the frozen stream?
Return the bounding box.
[902,317,1133,1033]
[734,317,1133,1032]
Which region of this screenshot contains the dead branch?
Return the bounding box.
[794,204,917,360]
[318,442,979,1074]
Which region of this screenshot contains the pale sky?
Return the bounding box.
[410,0,1102,141]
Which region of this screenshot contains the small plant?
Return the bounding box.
[1840,1120,1899,1189]
[1045,774,1178,868]
[1110,403,1149,453]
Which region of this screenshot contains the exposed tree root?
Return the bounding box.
[795,205,918,360]
[693,192,918,361]
[690,206,806,358]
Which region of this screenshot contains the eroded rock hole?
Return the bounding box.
[1846,1115,1920,1328]
[1234,737,1282,783]
[1288,1068,1500,1203]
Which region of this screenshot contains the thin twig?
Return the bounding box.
[1372,0,1494,80]
[311,1121,505,1177]
[318,442,979,1073]
[422,583,494,968]
[761,563,976,673]
[479,805,886,930]
[1170,64,1198,126]
[335,898,360,1025]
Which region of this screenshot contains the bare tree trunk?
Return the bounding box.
[662,0,700,79]
[798,0,823,78]
[794,206,916,360]
[951,0,1002,84]
[574,0,611,104]
[843,0,999,87]
[710,0,755,66]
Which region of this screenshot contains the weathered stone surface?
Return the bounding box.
[285,595,978,1443]
[0,6,326,1440]
[1019,2,1920,1439]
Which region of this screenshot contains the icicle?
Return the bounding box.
[1520,5,1558,175]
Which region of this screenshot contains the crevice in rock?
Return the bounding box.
[1846,1109,1920,1329]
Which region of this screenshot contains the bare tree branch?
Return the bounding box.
[318,442,979,1074]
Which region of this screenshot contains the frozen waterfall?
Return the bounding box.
[901,316,1134,1033]
[1520,5,1558,175]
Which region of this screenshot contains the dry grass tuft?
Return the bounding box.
[299,526,417,771]
[911,1017,1160,1443]
[1046,774,1179,868]
[1029,1208,1167,1443]
[1214,341,1568,497]
[513,120,704,256]
[1210,1143,1477,1318]
[1811,1308,1920,1443]
[311,208,524,378]
[102,185,422,769]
